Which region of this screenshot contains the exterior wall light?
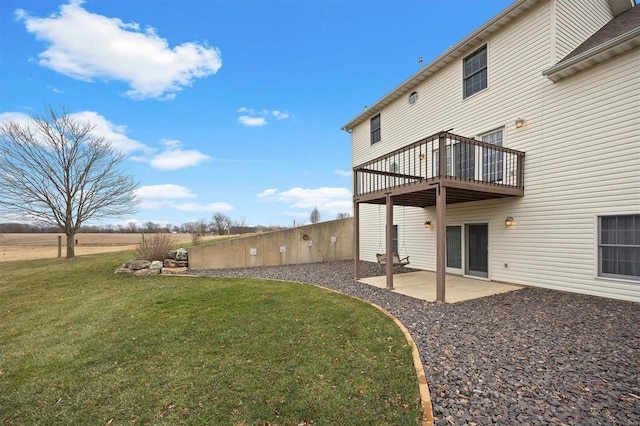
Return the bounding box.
[419,153,425,161]
[424,220,432,229]
[505,216,515,227]
[515,118,525,128]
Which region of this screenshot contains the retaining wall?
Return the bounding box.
[188,218,354,269]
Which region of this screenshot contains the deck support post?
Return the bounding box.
[436,184,446,302]
[354,201,360,280]
[385,193,394,290]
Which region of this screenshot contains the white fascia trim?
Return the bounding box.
[542,28,640,81]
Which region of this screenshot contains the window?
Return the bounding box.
[370,114,381,144]
[393,225,399,254]
[433,145,451,177]
[446,226,462,269]
[463,45,487,98]
[599,215,640,280]
[433,143,474,178]
[480,129,504,182]
[454,142,476,179]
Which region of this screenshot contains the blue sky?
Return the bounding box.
[0,0,512,228]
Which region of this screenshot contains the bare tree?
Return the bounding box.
[210,212,232,235]
[0,106,139,258]
[143,221,160,233]
[336,211,351,219]
[310,206,320,224]
[193,218,207,235]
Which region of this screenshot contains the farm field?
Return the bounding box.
[0,233,225,262]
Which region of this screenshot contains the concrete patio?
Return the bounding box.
[358,270,524,303]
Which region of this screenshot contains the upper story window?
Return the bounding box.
[598,214,640,281]
[370,114,381,144]
[480,128,504,183]
[463,45,487,98]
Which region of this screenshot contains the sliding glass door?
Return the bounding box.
[465,224,489,278]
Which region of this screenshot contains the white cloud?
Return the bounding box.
[238,116,267,127]
[334,169,352,177]
[70,111,150,154]
[134,184,231,212]
[257,188,278,198]
[257,186,352,214]
[0,112,32,127]
[272,110,290,120]
[17,1,222,100]
[236,107,291,126]
[148,139,211,170]
[0,110,150,155]
[135,184,197,200]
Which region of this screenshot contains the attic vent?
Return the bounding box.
[408,91,418,105]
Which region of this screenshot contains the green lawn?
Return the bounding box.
[0,252,422,425]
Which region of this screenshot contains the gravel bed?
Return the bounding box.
[184,260,640,425]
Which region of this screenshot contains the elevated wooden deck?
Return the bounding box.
[353,132,524,207]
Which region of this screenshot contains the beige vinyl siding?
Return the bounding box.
[553,0,613,61]
[351,1,639,301]
[351,2,550,167]
[429,49,639,301]
[357,204,430,265]
[357,204,384,261]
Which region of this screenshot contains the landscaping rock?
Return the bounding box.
[115,259,162,275]
[124,259,151,270]
[114,266,134,274]
[134,268,161,276]
[168,248,188,261]
[149,260,163,270]
[163,259,188,268]
[115,253,186,276]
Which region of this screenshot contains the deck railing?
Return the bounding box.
[353,132,525,198]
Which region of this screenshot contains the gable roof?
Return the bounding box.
[341,0,541,132]
[543,4,640,81]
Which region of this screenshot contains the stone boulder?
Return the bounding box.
[150,260,163,270]
[114,259,159,275]
[168,248,188,261]
[134,268,161,276]
[124,259,151,270]
[163,259,188,268]
[114,265,134,274]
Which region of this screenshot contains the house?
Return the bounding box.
[342,0,639,302]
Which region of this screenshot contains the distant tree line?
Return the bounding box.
[1,211,352,235]
[0,215,285,235]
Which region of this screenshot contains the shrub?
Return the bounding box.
[191,230,202,246]
[136,233,175,261]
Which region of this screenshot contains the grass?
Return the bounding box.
[0,252,423,425]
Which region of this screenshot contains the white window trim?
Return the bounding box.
[370,113,381,145]
[594,213,640,282]
[462,44,489,100]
